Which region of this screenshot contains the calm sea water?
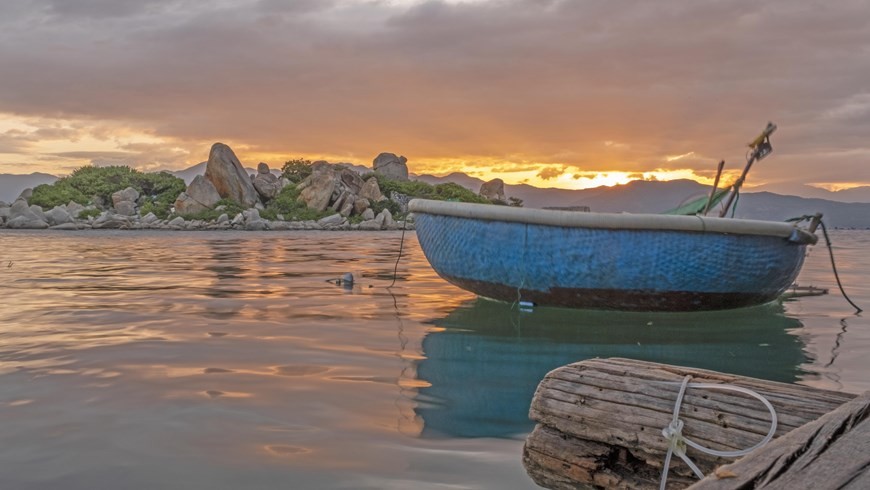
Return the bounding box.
[0,230,867,489]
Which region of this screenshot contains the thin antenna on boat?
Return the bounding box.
[703,160,725,216]
[720,122,777,218]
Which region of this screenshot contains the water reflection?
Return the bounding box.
[415,299,807,438]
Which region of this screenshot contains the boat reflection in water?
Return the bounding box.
[414,299,807,438]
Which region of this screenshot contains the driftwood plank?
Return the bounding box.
[523,358,856,490]
[689,391,870,490]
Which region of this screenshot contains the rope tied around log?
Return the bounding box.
[658,375,779,490]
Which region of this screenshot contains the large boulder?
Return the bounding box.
[479,178,506,201]
[7,200,49,228]
[175,175,221,215]
[338,168,365,195]
[298,168,337,212]
[373,153,409,181]
[44,205,73,226]
[252,162,282,202]
[359,177,385,202]
[204,143,260,208]
[114,201,136,216]
[92,212,131,229]
[17,188,33,203]
[66,201,85,218]
[112,187,140,208]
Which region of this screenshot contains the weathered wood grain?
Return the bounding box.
[524,358,856,490]
[689,391,870,490]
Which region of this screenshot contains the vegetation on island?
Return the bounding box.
[281,158,314,184]
[24,158,520,225]
[30,166,186,219]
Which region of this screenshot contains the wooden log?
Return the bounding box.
[523,358,856,490]
[689,391,870,489]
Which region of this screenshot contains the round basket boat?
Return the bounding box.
[409,199,817,311]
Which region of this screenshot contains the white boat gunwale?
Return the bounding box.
[408,199,817,244]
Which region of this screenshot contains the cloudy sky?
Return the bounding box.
[1,0,868,190]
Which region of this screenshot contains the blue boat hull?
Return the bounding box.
[414,213,808,311]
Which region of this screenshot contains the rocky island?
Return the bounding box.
[0,143,516,231]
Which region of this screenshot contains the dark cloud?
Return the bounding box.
[0,0,868,185]
[537,166,566,180]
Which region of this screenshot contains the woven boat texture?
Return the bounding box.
[414,212,808,311]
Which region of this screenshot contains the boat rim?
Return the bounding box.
[409,198,815,242]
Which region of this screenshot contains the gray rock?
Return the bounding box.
[66,201,85,218]
[114,200,136,216]
[242,208,261,222]
[317,213,345,227]
[216,213,229,224]
[176,175,222,215]
[231,213,244,226]
[252,174,282,202]
[167,216,186,227]
[299,168,337,212]
[112,187,140,208]
[50,223,80,230]
[339,168,365,195]
[331,190,350,212]
[245,219,267,231]
[358,219,382,231]
[339,201,354,217]
[375,209,395,230]
[204,143,261,208]
[0,205,10,220]
[373,153,409,181]
[92,213,130,229]
[352,198,370,216]
[382,209,397,230]
[479,178,506,201]
[10,199,40,221]
[269,221,292,231]
[6,216,49,229]
[141,212,159,224]
[257,162,271,175]
[361,208,375,221]
[174,193,203,216]
[359,177,386,202]
[17,188,33,203]
[29,205,46,223]
[45,206,73,226]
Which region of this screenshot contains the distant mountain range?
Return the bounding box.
[0,172,58,203]
[3,166,869,228]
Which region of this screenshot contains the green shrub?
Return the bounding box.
[368,174,490,205]
[281,159,313,184]
[30,182,88,209]
[78,208,102,220]
[369,199,402,217]
[29,165,186,218]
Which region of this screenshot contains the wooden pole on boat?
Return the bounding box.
[522,358,855,490]
[719,122,777,218]
[702,160,725,216]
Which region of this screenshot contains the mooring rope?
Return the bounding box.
[659,376,778,490]
[817,220,862,313]
[386,217,409,289]
[786,215,862,313]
